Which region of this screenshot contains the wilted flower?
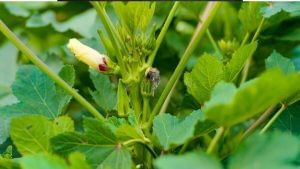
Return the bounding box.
[141,67,160,97]
[67,38,108,72]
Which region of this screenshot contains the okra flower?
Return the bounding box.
[67,38,110,72]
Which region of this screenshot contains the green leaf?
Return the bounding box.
[10,115,74,155]
[116,124,145,141]
[272,102,300,136]
[0,157,20,169]
[224,42,258,82]
[20,154,68,169]
[26,9,97,38]
[89,69,117,112]
[238,3,266,33]
[229,132,300,169]
[51,118,132,169]
[154,152,223,169]
[68,152,91,169]
[10,115,53,155]
[0,65,74,144]
[19,153,90,169]
[204,69,300,126]
[184,54,224,104]
[153,110,203,149]
[113,2,155,33]
[261,2,300,18]
[12,65,60,118]
[265,51,300,104]
[265,50,296,75]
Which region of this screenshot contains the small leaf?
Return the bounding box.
[113,2,155,33]
[116,124,145,141]
[229,132,300,169]
[204,69,300,126]
[238,3,266,33]
[184,54,224,104]
[90,69,117,113]
[153,110,202,149]
[10,115,74,155]
[265,50,296,75]
[224,42,258,82]
[51,118,132,169]
[154,152,223,169]
[261,2,300,18]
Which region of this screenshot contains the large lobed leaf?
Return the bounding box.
[0,65,75,144]
[204,69,300,126]
[51,117,132,169]
[10,115,74,155]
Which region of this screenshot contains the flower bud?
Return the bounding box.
[67,38,111,72]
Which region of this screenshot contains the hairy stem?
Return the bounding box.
[260,104,286,134]
[147,2,180,66]
[207,127,225,155]
[148,2,222,127]
[0,19,104,121]
[240,18,265,84]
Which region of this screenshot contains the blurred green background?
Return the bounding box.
[0,2,300,154]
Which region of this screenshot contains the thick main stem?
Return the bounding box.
[0,19,104,121]
[148,2,222,127]
[147,2,180,66]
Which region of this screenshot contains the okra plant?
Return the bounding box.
[0,1,300,169]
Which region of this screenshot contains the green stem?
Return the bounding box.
[241,32,250,46]
[0,19,104,121]
[142,97,150,123]
[206,29,222,57]
[148,2,222,127]
[242,105,275,139]
[260,104,286,134]
[129,83,142,119]
[147,2,180,66]
[206,127,225,155]
[240,18,265,84]
[123,139,157,158]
